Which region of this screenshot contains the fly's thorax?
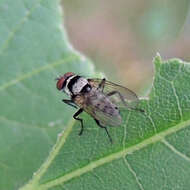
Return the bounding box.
[64,75,90,97]
[63,75,76,96]
[72,77,89,94]
[73,94,86,108]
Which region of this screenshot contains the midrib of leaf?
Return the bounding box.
[0,54,79,91]
[20,119,76,190]
[20,114,190,190]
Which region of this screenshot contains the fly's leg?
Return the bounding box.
[97,78,106,92]
[94,119,113,144]
[107,91,144,113]
[62,99,78,109]
[73,108,84,136]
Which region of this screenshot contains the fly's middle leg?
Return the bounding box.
[97,78,106,92]
[94,119,113,144]
[73,108,84,136]
[106,91,144,113]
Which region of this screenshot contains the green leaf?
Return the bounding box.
[1,1,190,190]
[19,54,190,190]
[0,0,94,189]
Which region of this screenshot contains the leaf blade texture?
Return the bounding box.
[0,0,190,190]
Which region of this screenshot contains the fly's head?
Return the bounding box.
[56,72,75,96]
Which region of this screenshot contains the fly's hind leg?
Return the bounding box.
[106,91,144,113]
[73,108,84,136]
[97,78,106,92]
[94,119,113,144]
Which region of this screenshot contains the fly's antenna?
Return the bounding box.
[55,75,61,81]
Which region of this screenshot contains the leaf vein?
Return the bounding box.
[20,119,76,190]
[147,114,157,133]
[123,157,144,190]
[0,55,78,92]
[0,0,43,54]
[161,139,190,162]
[122,112,131,149]
[171,81,183,120]
[34,119,75,181]
[91,172,105,185]
[37,118,190,189]
[0,116,59,130]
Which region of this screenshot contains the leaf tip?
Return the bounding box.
[153,52,162,70]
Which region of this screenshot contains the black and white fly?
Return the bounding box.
[56,72,144,143]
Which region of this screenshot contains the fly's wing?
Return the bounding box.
[83,104,122,127]
[88,78,139,109]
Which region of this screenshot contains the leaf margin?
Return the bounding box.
[19,54,190,190]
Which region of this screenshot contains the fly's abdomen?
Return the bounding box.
[85,89,122,126]
[89,92,118,115]
[97,101,118,116]
[93,96,122,126]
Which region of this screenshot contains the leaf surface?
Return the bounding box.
[0,0,94,189]
[0,1,190,190]
[21,55,190,190]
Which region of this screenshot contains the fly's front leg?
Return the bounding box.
[107,91,144,113]
[73,108,84,136]
[94,119,113,144]
[62,99,78,109]
[97,78,106,92]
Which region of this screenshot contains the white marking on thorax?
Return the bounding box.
[64,75,76,96]
[72,77,88,94]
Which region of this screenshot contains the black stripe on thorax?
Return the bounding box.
[67,75,81,93]
[62,75,72,89]
[80,84,92,93]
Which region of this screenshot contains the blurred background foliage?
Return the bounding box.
[62,0,190,93]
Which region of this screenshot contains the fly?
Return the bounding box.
[56,72,144,143]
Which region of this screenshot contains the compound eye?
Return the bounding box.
[56,77,65,90]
